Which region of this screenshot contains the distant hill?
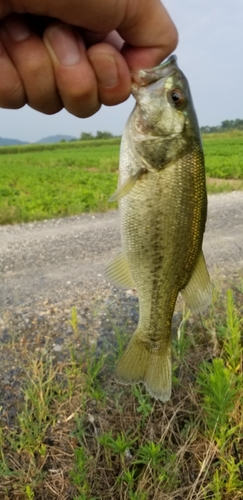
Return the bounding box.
[36,134,77,144]
[0,134,77,146]
[0,137,29,146]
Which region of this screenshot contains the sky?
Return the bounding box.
[0,0,243,143]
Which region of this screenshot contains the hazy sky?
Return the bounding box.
[0,0,243,142]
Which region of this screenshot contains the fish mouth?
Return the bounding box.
[131,55,178,87]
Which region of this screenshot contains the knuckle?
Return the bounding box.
[65,75,94,101]
[25,53,49,80]
[30,97,63,115]
[69,99,101,118]
[41,102,63,115]
[0,78,25,108]
[99,80,130,107]
[61,78,100,117]
[100,91,126,107]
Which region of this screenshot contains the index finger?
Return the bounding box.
[119,0,178,69]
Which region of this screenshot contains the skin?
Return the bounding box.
[0,0,178,117]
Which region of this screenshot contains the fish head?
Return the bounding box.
[130,55,202,169]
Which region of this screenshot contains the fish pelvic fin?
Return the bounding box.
[181,250,212,313]
[115,332,172,403]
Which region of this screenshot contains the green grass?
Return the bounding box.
[202,132,243,180]
[0,133,243,225]
[0,280,242,499]
[0,140,119,224]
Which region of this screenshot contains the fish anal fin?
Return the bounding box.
[105,252,134,289]
[115,332,172,403]
[181,251,212,313]
[108,168,144,202]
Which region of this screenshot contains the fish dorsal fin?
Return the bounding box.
[105,252,134,289]
[180,251,212,313]
[109,168,144,202]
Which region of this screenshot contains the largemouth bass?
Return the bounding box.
[106,55,211,402]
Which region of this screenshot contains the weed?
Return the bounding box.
[70,306,79,336]
[197,357,237,442]
[25,484,35,499]
[0,282,242,498]
[132,385,153,424]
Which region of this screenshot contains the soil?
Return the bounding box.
[0,191,243,423]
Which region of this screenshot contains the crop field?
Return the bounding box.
[0,139,120,225]
[203,132,243,179]
[0,132,243,225]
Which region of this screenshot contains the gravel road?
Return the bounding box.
[1,191,243,315]
[0,191,243,423]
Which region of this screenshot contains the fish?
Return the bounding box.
[105,55,211,402]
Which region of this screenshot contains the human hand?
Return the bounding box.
[0,0,178,117]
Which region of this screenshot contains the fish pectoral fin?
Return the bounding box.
[108,168,144,202]
[180,250,212,313]
[115,332,172,403]
[105,252,134,289]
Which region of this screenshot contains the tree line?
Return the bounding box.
[80,131,117,140]
[60,119,243,144]
[80,120,243,138]
[200,119,243,133]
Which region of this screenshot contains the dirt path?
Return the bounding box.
[0,191,243,315]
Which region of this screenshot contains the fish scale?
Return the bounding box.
[106,55,211,402]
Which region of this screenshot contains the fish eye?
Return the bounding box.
[168,88,186,108]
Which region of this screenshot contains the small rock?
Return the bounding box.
[53,344,62,352]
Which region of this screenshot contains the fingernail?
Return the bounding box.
[90,54,118,88]
[4,16,30,42]
[46,25,81,66]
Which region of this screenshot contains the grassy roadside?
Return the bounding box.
[0,280,242,499]
[0,133,243,224]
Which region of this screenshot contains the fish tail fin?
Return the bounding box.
[115,331,172,403]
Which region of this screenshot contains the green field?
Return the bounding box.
[203,132,243,179]
[0,133,243,224]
